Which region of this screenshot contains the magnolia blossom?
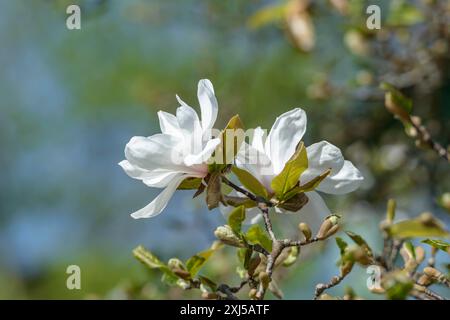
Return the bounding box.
[221,108,364,224]
[119,79,221,219]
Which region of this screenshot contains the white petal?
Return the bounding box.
[197,79,218,132]
[184,138,221,166]
[158,111,182,138]
[301,141,345,183]
[176,105,201,134]
[251,127,266,153]
[142,170,183,188]
[118,160,153,180]
[219,189,262,225]
[125,134,184,171]
[131,173,187,219]
[317,160,364,194]
[300,191,331,217]
[265,108,307,174]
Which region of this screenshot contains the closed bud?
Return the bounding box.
[214,225,244,247]
[417,274,431,286]
[385,92,410,122]
[423,267,442,279]
[317,215,340,240]
[201,292,218,300]
[249,288,258,299]
[259,272,270,290]
[168,258,185,270]
[298,222,312,240]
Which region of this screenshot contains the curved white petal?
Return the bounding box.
[131,173,187,219]
[265,108,307,174]
[197,79,218,132]
[317,160,364,194]
[251,127,266,154]
[219,190,262,225]
[184,138,221,166]
[300,191,331,218]
[158,111,182,138]
[176,105,201,134]
[119,160,153,180]
[301,141,345,183]
[125,134,184,171]
[142,170,183,188]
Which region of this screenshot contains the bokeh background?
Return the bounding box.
[0,0,449,299]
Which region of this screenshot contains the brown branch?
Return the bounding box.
[314,274,347,299]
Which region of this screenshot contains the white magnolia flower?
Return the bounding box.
[221,108,364,224]
[119,79,221,219]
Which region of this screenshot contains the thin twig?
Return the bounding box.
[314,274,347,299]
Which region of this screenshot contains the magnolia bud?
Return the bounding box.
[385,92,410,122]
[298,222,312,240]
[316,215,340,240]
[423,267,442,279]
[249,288,258,299]
[417,274,431,286]
[168,258,185,270]
[259,272,270,290]
[214,225,244,247]
[201,292,218,300]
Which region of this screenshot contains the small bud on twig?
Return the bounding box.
[298,222,312,240]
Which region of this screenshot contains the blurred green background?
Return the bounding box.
[0,0,449,299]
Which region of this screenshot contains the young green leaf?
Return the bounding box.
[232,167,268,198]
[335,237,348,256]
[271,142,308,200]
[219,114,244,165]
[345,231,373,257]
[282,246,300,267]
[228,205,246,234]
[186,255,206,277]
[133,245,165,269]
[297,169,331,193]
[246,225,272,251]
[421,239,450,253]
[387,214,449,239]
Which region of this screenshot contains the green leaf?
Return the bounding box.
[186,255,206,277]
[345,231,373,257]
[133,245,165,269]
[335,237,348,256]
[246,225,272,251]
[386,199,396,223]
[271,142,308,200]
[422,239,450,253]
[228,205,246,234]
[388,214,449,239]
[237,247,253,269]
[297,169,332,193]
[232,167,268,198]
[177,177,202,190]
[223,195,256,209]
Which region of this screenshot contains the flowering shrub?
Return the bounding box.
[120,80,449,300]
